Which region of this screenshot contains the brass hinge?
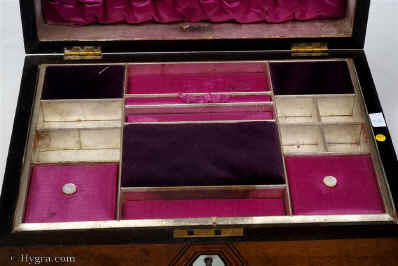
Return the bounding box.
[291,42,328,56]
[173,228,244,238]
[64,46,102,60]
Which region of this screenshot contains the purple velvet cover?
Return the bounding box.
[42,0,347,25]
[270,61,354,95]
[122,122,285,187]
[122,198,286,219]
[24,164,118,223]
[42,65,124,99]
[286,155,385,215]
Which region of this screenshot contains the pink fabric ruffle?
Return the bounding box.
[42,0,347,25]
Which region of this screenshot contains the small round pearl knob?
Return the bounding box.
[323,176,338,188]
[62,183,77,195]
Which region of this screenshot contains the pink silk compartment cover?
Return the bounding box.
[24,164,118,223]
[286,155,385,215]
[42,0,347,25]
[125,62,274,122]
[126,111,274,122]
[123,198,285,219]
[125,95,271,105]
[127,72,269,95]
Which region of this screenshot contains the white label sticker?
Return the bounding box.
[369,112,387,127]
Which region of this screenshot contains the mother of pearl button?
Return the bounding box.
[323,176,338,188]
[62,183,77,195]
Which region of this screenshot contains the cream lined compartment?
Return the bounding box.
[23,65,124,223]
[270,60,385,215]
[15,60,392,229]
[35,65,124,163]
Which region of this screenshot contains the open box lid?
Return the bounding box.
[20,0,370,55]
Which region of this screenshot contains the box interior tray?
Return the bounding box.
[13,59,395,231]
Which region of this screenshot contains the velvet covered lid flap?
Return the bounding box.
[20,0,369,53]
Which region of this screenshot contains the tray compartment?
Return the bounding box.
[33,128,121,163]
[125,93,272,106]
[285,155,385,215]
[323,123,370,153]
[280,124,325,153]
[38,64,125,129]
[121,122,285,187]
[275,96,318,123]
[127,63,270,95]
[23,163,118,223]
[276,94,364,124]
[39,99,123,129]
[120,187,287,220]
[33,64,125,163]
[280,123,370,154]
[270,61,354,95]
[42,65,125,100]
[125,103,274,123]
[317,95,363,123]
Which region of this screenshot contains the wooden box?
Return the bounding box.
[1,0,397,250]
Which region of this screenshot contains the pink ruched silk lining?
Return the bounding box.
[42,0,346,25]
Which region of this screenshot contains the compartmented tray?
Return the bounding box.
[11,59,396,233]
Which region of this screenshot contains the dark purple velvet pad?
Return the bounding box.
[122,122,285,187]
[270,61,354,95]
[42,65,125,99]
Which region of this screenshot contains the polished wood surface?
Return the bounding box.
[1,238,398,266]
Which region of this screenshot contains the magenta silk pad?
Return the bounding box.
[286,155,385,215]
[42,0,346,25]
[270,61,354,95]
[42,65,124,99]
[24,164,118,223]
[122,122,285,187]
[122,198,286,220]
